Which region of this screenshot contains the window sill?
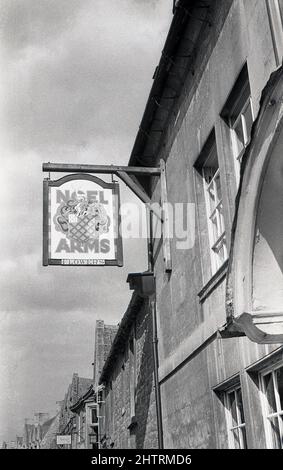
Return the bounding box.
[198,260,228,303]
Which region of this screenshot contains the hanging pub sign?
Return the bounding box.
[43,174,123,267]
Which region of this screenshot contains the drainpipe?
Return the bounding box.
[148,209,164,449]
[150,295,164,449]
[127,209,164,448]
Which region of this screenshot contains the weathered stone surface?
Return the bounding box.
[100,296,158,449]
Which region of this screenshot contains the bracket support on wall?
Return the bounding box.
[43,161,172,273]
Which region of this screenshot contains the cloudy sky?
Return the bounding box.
[0,0,172,443]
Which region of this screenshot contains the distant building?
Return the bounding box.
[93,320,119,388]
[69,384,102,449]
[23,413,59,449]
[16,436,24,449]
[58,373,93,448]
[40,414,60,449]
[5,440,16,449]
[67,321,118,449]
[98,292,158,449]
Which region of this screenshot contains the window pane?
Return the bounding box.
[269,417,282,449]
[211,215,218,243]
[217,203,225,235]
[204,166,217,185]
[275,366,283,411]
[201,142,225,274]
[264,373,277,414]
[91,408,98,424]
[279,415,283,449]
[243,101,253,145]
[228,391,238,427]
[278,0,283,23]
[207,183,216,212]
[215,172,222,202]
[220,239,227,263]
[232,429,241,449]
[240,426,248,449]
[236,388,245,425]
[214,237,227,265]
[233,119,245,157]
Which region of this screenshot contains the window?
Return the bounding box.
[90,406,98,426]
[202,138,227,274]
[230,97,253,166]
[77,412,86,444]
[224,386,247,449]
[77,415,80,443]
[97,387,104,404]
[260,363,283,448]
[221,64,254,186]
[87,404,99,449]
[266,0,283,66]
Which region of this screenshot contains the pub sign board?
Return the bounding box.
[43,174,123,267]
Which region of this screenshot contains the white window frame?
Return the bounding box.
[85,403,99,449]
[89,405,99,426]
[202,151,227,275]
[224,384,247,449]
[266,0,283,66]
[260,361,283,449]
[78,414,81,444]
[230,97,254,186]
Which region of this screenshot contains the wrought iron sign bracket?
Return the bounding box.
[43,161,172,273]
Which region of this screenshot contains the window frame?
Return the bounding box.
[201,144,228,275]
[85,402,99,449]
[266,0,283,66]
[224,384,247,449]
[221,64,254,187]
[89,404,99,427]
[259,361,283,449]
[77,413,81,444]
[230,96,254,177]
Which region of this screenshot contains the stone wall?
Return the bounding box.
[100,295,158,449]
[130,0,283,449]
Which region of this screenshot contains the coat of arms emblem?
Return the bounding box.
[54,195,110,244]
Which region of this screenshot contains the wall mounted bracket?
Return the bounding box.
[43,160,172,273]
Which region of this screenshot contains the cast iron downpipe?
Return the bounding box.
[148,210,164,449]
[150,296,164,449]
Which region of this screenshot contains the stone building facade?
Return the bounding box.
[56,323,117,449]
[98,293,158,449]
[93,320,119,388]
[122,0,283,449]
[40,413,60,449]
[58,373,93,448]
[70,384,103,449]
[23,413,59,449]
